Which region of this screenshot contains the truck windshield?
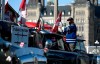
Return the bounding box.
[34,32,65,50]
[44,38,65,50]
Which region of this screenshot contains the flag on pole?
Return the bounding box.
[36,18,41,32]
[5,2,9,13]
[19,0,26,11]
[19,0,26,25]
[51,11,62,33]
[5,0,8,5]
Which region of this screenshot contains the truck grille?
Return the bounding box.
[24,61,46,64]
[38,61,46,64]
[24,62,34,64]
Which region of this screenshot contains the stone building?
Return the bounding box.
[72,0,95,46]
[26,0,100,47]
[26,0,44,22]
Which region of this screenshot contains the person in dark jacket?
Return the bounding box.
[64,17,77,51]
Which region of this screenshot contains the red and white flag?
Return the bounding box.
[36,18,41,32]
[5,0,9,12]
[5,0,8,5]
[19,0,26,11]
[19,0,26,24]
[51,11,62,33]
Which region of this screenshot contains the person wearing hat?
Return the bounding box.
[64,17,77,51]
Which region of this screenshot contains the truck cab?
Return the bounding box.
[28,29,90,64]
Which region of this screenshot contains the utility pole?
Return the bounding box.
[0,0,5,20]
[54,0,58,21]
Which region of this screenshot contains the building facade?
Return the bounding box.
[26,0,44,22]
[26,0,100,47]
[72,0,95,46]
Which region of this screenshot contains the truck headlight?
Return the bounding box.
[6,56,12,62]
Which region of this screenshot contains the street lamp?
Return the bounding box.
[95,40,99,54]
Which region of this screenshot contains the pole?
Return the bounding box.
[1,0,5,20]
[95,40,99,54]
[54,0,58,21]
[96,45,97,54]
[0,0,1,20]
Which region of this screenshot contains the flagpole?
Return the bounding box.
[38,2,44,30]
[19,0,26,26]
[54,0,58,21]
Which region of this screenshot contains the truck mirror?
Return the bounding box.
[45,39,52,48]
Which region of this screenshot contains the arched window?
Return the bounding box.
[82,26,84,31]
[79,26,81,31]
[50,10,53,16]
[68,11,71,15]
[62,10,65,15]
[44,11,47,15]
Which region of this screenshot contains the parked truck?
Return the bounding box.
[0,21,47,64]
[0,20,99,64]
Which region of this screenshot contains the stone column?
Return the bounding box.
[54,0,58,21]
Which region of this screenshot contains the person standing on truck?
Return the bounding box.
[64,17,77,51]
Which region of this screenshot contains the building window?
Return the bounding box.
[44,11,47,15]
[77,26,79,31]
[62,10,65,15]
[28,20,31,22]
[81,18,84,23]
[68,11,71,15]
[50,10,53,16]
[82,26,84,31]
[76,19,79,23]
[28,12,36,16]
[79,26,81,31]
[76,10,85,16]
[50,12,52,15]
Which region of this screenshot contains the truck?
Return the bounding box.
[27,29,90,64]
[0,20,99,64]
[28,28,100,64]
[0,21,47,64]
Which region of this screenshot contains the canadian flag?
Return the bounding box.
[36,18,41,32]
[5,0,9,12]
[5,0,8,5]
[19,0,26,24]
[51,11,62,33]
[19,0,26,11]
